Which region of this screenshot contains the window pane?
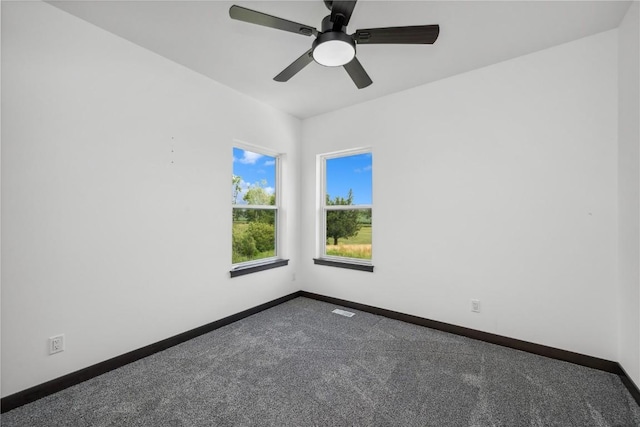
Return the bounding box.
[232,208,276,264]
[232,147,276,205]
[325,209,371,260]
[326,153,372,205]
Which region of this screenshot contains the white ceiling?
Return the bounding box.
[49,0,631,119]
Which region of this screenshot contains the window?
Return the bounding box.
[315,149,373,271]
[232,145,286,276]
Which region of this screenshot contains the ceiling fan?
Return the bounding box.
[229,0,440,89]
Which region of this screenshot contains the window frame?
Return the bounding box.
[316,147,373,271]
[231,142,286,275]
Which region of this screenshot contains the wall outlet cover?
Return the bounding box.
[49,334,65,355]
[471,300,481,313]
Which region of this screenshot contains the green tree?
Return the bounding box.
[358,209,372,225]
[326,189,361,245]
[232,175,244,222]
[233,232,257,259]
[243,182,274,206]
[243,181,276,223]
[232,179,277,262]
[248,222,275,252]
[232,174,242,204]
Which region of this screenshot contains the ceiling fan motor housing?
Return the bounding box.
[321,15,343,33]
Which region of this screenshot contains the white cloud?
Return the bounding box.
[238,150,263,165]
[264,186,275,195]
[264,160,275,166]
[354,164,372,173]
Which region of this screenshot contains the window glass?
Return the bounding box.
[326,154,372,205]
[323,151,372,261]
[232,147,278,264]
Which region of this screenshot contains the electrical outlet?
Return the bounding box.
[471,299,481,313]
[49,334,65,355]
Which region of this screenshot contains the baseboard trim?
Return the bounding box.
[299,291,625,375]
[618,364,640,406]
[1,291,302,414]
[4,289,640,413]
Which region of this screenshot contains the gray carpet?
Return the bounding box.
[2,297,639,426]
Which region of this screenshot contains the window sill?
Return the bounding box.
[313,258,374,272]
[230,259,289,278]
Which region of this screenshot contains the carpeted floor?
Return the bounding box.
[2,297,640,426]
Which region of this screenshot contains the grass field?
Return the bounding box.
[233,222,371,262]
[326,225,372,259]
[233,250,275,264]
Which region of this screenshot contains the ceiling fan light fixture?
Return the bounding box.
[229,3,440,88]
[312,31,356,67]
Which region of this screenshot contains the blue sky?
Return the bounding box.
[233,147,276,204]
[233,148,372,205]
[326,153,372,205]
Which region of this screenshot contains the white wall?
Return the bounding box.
[618,1,640,388]
[1,0,632,401]
[1,1,300,397]
[300,30,619,361]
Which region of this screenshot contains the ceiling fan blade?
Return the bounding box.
[331,1,357,29]
[229,5,318,37]
[353,25,440,44]
[343,57,372,89]
[274,49,314,82]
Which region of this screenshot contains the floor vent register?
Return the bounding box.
[332,309,355,318]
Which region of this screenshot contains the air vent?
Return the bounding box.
[332,309,355,317]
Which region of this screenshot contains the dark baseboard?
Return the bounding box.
[300,291,640,407]
[4,289,640,413]
[1,291,302,414]
[618,364,640,406]
[299,291,627,375]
